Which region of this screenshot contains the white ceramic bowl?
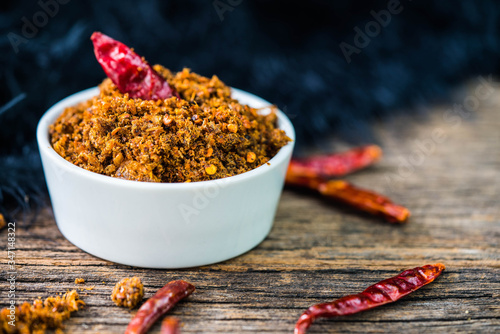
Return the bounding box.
[37,87,295,268]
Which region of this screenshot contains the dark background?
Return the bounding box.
[1,0,499,220]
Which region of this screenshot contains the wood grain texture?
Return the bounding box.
[1,84,499,333]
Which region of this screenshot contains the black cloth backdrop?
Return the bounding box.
[1,0,499,220]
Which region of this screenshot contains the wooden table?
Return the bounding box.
[2,83,499,333]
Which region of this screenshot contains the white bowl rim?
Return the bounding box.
[37,87,295,190]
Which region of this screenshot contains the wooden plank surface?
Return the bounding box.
[1,83,499,333]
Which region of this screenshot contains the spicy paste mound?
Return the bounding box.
[111,277,144,309]
[50,67,291,182]
[0,290,84,333]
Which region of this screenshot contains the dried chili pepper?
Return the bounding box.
[91,32,178,100]
[295,263,445,334]
[285,145,409,223]
[285,173,323,190]
[125,280,195,334]
[161,317,181,334]
[285,174,409,223]
[288,145,382,179]
[318,180,410,223]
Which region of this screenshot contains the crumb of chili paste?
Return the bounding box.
[74,278,85,284]
[0,290,84,334]
[111,277,144,309]
[50,67,291,182]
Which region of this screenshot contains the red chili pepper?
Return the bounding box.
[288,145,382,179]
[285,173,323,190]
[318,180,410,223]
[125,280,195,334]
[294,263,445,334]
[91,32,178,100]
[161,317,181,334]
[285,173,409,223]
[286,145,409,223]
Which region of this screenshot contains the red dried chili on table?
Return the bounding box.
[125,280,195,334]
[287,145,382,179]
[161,317,181,334]
[285,174,409,223]
[319,180,410,223]
[294,263,445,334]
[285,145,410,223]
[91,32,178,100]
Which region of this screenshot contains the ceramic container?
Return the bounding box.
[37,87,295,268]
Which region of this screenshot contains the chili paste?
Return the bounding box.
[50,67,291,183]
